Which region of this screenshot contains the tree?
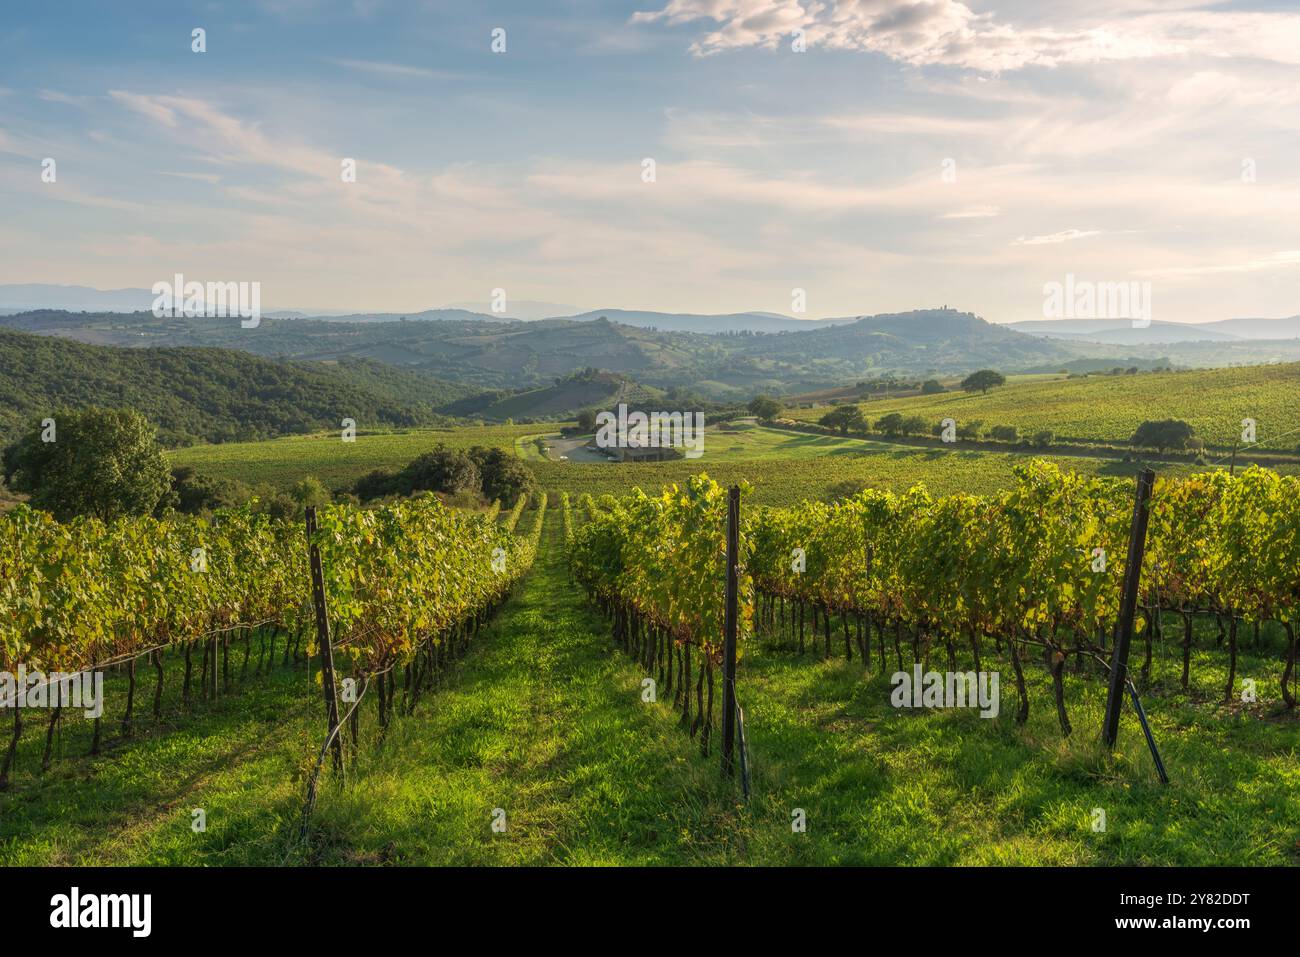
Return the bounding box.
[921,379,945,395]
[1,407,172,521]
[469,447,536,503]
[291,476,332,510]
[960,369,1006,394]
[820,405,866,435]
[399,446,481,496]
[900,415,929,436]
[748,395,783,422]
[1031,429,1055,448]
[873,412,904,436]
[353,445,535,504]
[1131,419,1196,452]
[574,409,598,434]
[989,425,1018,443]
[354,468,398,501]
[169,466,251,514]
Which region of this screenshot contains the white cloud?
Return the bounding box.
[1012,229,1101,245]
[632,1,1300,71]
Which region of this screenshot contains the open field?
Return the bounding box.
[168,424,539,489]
[175,421,1194,504]
[2,513,1294,865]
[786,363,1300,450]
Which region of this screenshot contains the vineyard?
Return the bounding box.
[0,493,547,793]
[569,477,754,755]
[783,362,1300,449]
[1,463,1296,865]
[569,462,1297,763]
[746,461,1298,729]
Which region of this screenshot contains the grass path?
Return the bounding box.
[300,507,741,864]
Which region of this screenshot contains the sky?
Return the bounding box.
[1,0,1298,323]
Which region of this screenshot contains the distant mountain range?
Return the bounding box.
[1007,317,1300,344]
[551,309,859,334]
[9,292,1300,422]
[0,306,1201,403]
[7,284,1300,342]
[445,299,584,320]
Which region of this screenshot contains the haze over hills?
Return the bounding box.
[0,283,374,318]
[551,309,859,334]
[8,285,1299,341]
[9,305,1300,402]
[1007,316,1300,344]
[9,300,1300,427]
[2,307,1084,394]
[445,300,584,320]
[0,284,160,314]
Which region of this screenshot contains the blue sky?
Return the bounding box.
[1,0,1299,322]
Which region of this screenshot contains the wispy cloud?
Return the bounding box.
[108,90,177,127]
[329,58,459,80]
[632,1,1300,71]
[941,206,1000,220]
[1136,251,1300,280]
[2,1,1297,322]
[1012,229,1101,246]
[38,90,92,108]
[159,170,223,183]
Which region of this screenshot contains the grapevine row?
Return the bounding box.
[570,476,754,753]
[0,493,545,786]
[749,460,1299,732]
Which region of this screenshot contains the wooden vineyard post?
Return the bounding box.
[1101,468,1156,748]
[721,485,740,777]
[305,506,345,776]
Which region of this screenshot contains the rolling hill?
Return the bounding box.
[785,361,1300,450]
[0,307,1088,394]
[441,369,666,420]
[0,328,476,446]
[9,306,1300,408]
[552,308,858,334]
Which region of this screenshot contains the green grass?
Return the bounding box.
[786,363,1300,450]
[167,424,539,490]
[2,512,1295,865]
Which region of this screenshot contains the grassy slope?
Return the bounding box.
[786,363,1300,448]
[2,511,1295,865]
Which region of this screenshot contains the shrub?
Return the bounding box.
[1130,419,1196,452]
